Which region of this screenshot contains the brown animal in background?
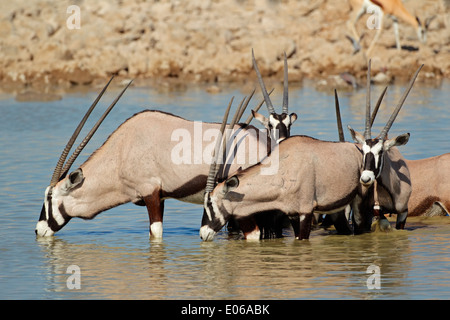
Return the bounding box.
[348,0,435,55]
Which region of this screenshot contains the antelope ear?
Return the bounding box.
[222,176,239,194]
[252,110,269,128]
[383,133,410,150]
[347,125,365,144]
[62,168,84,192]
[289,112,298,124]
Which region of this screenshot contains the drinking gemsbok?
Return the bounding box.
[35,78,281,238]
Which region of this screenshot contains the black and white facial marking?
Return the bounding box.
[200,176,238,241]
[200,193,228,241]
[35,169,84,237]
[360,139,384,186]
[252,110,297,144]
[349,127,411,186]
[35,186,72,237]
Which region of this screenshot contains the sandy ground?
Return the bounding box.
[0,0,449,97]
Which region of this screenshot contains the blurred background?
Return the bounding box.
[0,0,448,97]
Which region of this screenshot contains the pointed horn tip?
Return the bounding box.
[251,49,275,114]
[378,63,423,139]
[282,52,289,113]
[122,79,134,88]
[59,77,132,177]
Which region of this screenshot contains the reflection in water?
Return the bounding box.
[35,217,450,300]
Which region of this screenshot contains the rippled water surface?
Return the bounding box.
[1,80,449,299]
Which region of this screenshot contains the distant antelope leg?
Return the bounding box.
[227,218,240,235]
[144,189,164,238]
[296,213,313,240]
[328,210,353,235]
[254,211,286,239]
[396,211,408,229]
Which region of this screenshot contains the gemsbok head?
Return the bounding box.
[36,77,132,237]
[347,61,422,187]
[251,50,297,144]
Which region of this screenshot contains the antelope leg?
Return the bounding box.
[254,210,286,239]
[290,215,300,237]
[329,210,353,235]
[226,218,240,235]
[396,211,408,230]
[238,216,261,240]
[296,213,313,240]
[144,189,165,238]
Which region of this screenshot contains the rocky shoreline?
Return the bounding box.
[1,0,449,98]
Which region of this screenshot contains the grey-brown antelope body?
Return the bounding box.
[406,155,450,217]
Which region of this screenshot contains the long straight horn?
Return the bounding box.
[49,76,115,187]
[364,60,372,140]
[218,97,247,179]
[378,64,423,140]
[205,97,233,193]
[334,89,345,142]
[282,52,289,114]
[370,86,388,128]
[60,79,133,179]
[237,89,255,122]
[252,49,275,114]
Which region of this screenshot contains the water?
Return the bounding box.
[1,80,449,300]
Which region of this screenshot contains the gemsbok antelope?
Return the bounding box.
[200,62,422,241]
[35,73,292,238]
[348,0,436,55]
[347,61,423,232]
[354,77,449,219]
[225,50,299,239]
